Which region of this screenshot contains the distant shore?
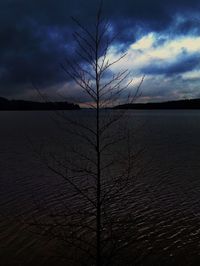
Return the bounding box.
[114,99,200,110]
[0,97,80,110]
[2,97,200,110]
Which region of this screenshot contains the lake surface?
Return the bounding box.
[1,110,200,265]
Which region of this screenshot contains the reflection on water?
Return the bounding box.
[1,110,200,265]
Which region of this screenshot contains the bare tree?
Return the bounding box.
[26,4,144,266]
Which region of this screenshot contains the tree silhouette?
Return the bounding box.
[27,4,144,266]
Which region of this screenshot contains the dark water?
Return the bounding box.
[1,110,200,265]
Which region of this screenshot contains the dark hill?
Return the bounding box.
[0,97,80,110]
[114,99,200,110]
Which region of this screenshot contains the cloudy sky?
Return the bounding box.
[0,0,200,102]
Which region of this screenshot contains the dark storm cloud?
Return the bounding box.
[0,0,200,98]
[141,53,200,76]
[175,19,200,35]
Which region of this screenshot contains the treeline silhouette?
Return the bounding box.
[0,97,80,110]
[114,99,200,109]
[2,96,200,111]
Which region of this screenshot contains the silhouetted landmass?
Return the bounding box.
[114,99,200,110]
[0,97,80,110]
